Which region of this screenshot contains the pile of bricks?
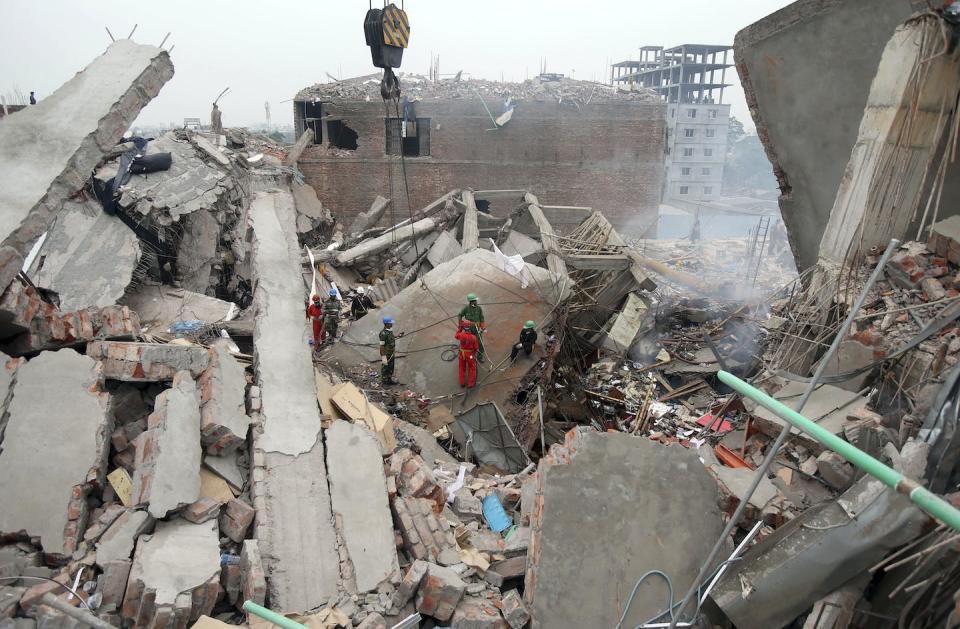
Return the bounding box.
[378,445,535,628]
[0,279,140,355]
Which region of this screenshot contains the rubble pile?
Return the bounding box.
[296,73,659,106]
[1,9,960,628]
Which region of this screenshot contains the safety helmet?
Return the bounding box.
[524,320,535,329]
[383,316,394,325]
[357,287,365,295]
[329,288,337,297]
[467,293,478,302]
[311,294,321,302]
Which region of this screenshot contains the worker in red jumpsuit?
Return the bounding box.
[455,322,479,388]
[306,294,324,347]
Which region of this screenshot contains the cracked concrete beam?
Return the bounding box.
[0,40,173,294]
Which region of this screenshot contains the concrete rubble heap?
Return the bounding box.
[2,4,960,628]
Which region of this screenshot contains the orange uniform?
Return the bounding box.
[455,328,479,388]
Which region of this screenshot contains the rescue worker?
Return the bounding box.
[350,287,375,320]
[379,316,397,385]
[510,320,538,361]
[322,288,340,344]
[306,294,324,348]
[457,293,487,362]
[455,322,479,388]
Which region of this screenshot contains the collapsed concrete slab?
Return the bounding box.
[326,420,399,592]
[87,340,209,381]
[330,248,569,409]
[198,344,249,454]
[249,188,339,611]
[0,40,173,293]
[121,285,236,334]
[26,199,141,311]
[121,519,220,627]
[0,350,111,559]
[524,429,724,628]
[95,509,153,567]
[132,371,202,518]
[710,441,930,627]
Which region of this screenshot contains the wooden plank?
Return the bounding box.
[331,382,398,452]
[524,193,567,277]
[462,190,480,252]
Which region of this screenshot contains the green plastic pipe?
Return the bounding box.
[717,370,960,534]
[242,601,308,629]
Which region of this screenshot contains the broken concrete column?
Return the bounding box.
[335,218,437,266]
[132,371,202,518]
[461,191,480,252]
[0,40,173,294]
[349,196,391,236]
[198,344,250,454]
[249,188,339,611]
[86,340,209,382]
[121,519,221,627]
[0,350,111,559]
[525,429,725,628]
[326,420,398,592]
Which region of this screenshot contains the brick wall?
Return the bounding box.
[296,99,665,236]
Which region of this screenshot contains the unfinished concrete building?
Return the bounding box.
[612,44,733,207]
[293,75,665,235]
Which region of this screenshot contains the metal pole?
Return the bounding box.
[242,601,308,629]
[668,238,901,628]
[537,385,546,457]
[718,369,960,532]
[40,594,118,629]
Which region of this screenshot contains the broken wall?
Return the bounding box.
[734,0,923,269]
[297,99,664,235]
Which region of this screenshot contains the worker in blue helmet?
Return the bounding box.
[379,316,398,385]
[322,288,340,345]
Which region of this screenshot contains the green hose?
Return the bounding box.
[242,601,308,629]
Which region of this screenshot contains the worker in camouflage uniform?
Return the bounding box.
[322,289,340,345]
[379,316,398,385]
[457,293,486,362]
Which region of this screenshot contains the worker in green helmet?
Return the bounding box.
[510,320,538,361]
[457,293,486,362]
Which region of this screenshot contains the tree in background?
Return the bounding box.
[724,116,778,196]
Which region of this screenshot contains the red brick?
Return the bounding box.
[219,499,255,543]
[296,99,663,237]
[415,564,466,622]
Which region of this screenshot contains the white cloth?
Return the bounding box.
[491,240,531,289]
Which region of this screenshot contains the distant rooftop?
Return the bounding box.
[296,73,659,104]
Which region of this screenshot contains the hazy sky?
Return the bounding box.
[0,1,792,130]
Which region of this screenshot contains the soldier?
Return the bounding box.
[322,289,340,344]
[457,293,487,362]
[379,316,398,385]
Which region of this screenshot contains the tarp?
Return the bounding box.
[449,402,528,473]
